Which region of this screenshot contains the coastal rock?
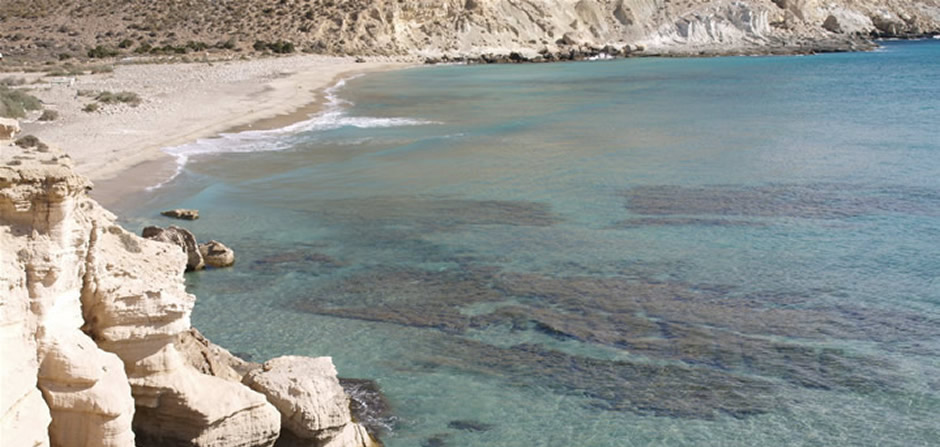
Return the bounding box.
[244,356,378,447]
[142,225,205,271]
[199,240,236,268]
[1,142,300,447]
[0,117,20,141]
[177,328,259,382]
[161,208,199,220]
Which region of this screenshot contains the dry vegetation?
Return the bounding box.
[0,0,405,65]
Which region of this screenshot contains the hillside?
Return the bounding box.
[2,0,939,62]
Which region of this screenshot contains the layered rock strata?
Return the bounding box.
[1,133,374,447]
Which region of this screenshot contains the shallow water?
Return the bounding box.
[117,41,940,446]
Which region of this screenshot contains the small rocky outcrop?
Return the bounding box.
[199,240,236,268]
[142,225,205,271]
[244,356,379,447]
[0,117,20,141]
[161,209,199,220]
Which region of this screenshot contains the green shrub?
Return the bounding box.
[253,40,295,54]
[0,86,43,119]
[95,91,141,106]
[82,103,100,113]
[15,135,48,152]
[87,45,119,58]
[118,38,134,49]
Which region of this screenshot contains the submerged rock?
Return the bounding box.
[161,208,200,220]
[199,240,235,268]
[142,225,204,271]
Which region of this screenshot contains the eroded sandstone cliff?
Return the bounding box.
[0,129,377,447]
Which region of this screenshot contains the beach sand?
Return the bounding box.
[16,55,410,206]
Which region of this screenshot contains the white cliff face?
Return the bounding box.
[242,0,940,56]
[1,134,385,447]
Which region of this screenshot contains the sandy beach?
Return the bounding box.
[14,55,410,206]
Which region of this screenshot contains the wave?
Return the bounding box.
[148,76,438,191]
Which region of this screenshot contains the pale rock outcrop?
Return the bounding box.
[0,117,20,141]
[142,225,205,271]
[1,141,280,447]
[2,139,378,447]
[198,240,235,268]
[1,135,134,447]
[244,356,379,447]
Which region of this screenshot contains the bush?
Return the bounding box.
[87,45,119,59]
[82,103,100,113]
[0,86,43,119]
[216,38,237,50]
[135,42,153,54]
[0,77,26,86]
[15,135,48,151]
[95,91,141,106]
[118,38,134,49]
[253,40,295,54]
[39,109,59,121]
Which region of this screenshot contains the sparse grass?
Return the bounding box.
[0,86,43,119]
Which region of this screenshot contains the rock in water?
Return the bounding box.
[0,117,20,141]
[199,240,235,268]
[142,225,205,271]
[244,356,379,447]
[161,209,199,220]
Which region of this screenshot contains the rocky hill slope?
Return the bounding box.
[0,121,378,447]
[1,0,938,62]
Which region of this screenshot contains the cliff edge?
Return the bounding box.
[0,124,378,447]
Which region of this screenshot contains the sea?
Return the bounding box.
[114,40,940,447]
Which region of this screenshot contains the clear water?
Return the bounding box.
[117,41,940,447]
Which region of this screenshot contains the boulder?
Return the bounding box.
[142,225,204,271]
[161,208,199,220]
[823,15,843,33]
[244,356,378,447]
[0,117,21,141]
[199,240,235,268]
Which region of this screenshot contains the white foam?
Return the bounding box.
[149,76,438,191]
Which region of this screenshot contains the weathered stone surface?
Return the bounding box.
[0,117,20,141]
[161,209,199,220]
[142,225,205,271]
[244,356,378,447]
[199,240,235,268]
[823,15,843,33]
[1,142,285,447]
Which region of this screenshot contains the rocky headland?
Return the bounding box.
[0,125,378,447]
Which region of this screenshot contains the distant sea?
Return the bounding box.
[117,40,940,447]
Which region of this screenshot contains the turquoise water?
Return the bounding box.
[118,41,940,446]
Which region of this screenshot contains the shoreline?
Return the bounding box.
[16,56,412,207]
